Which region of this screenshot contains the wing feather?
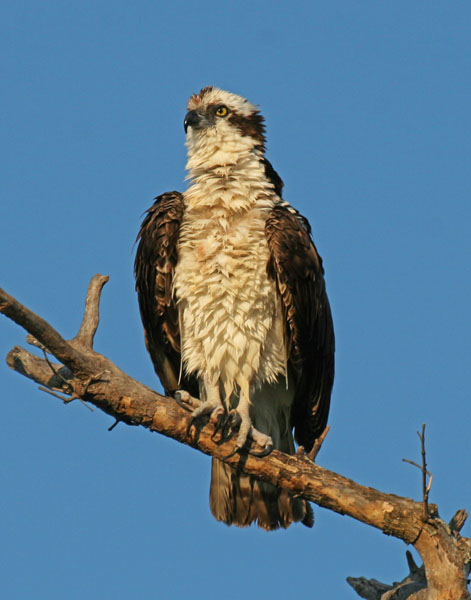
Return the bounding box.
[134,192,198,397]
[265,205,335,452]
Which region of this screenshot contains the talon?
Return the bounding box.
[175,390,190,402]
[175,392,193,412]
[218,418,235,443]
[211,412,226,440]
[218,409,274,458]
[209,406,225,425]
[186,399,225,440]
[228,410,242,429]
[248,443,274,458]
[186,418,196,437]
[223,445,242,460]
[175,390,200,412]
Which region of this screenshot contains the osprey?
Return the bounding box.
[135,87,334,530]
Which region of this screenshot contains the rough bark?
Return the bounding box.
[348,516,471,600]
[1,276,470,599]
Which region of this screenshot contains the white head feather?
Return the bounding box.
[185,87,265,173]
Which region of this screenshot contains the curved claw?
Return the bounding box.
[218,419,235,444]
[186,418,196,437]
[248,443,274,458]
[228,410,242,429]
[175,396,194,413]
[210,411,237,444]
[211,413,226,441]
[222,445,242,460]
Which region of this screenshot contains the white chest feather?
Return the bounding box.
[173,162,285,395]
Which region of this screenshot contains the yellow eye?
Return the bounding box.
[215,105,229,117]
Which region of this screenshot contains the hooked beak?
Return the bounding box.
[184,110,203,133]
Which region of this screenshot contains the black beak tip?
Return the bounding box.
[184,110,201,133]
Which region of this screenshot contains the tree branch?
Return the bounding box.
[347,509,471,599]
[0,286,90,375]
[402,425,433,523]
[74,274,109,347]
[1,276,470,599]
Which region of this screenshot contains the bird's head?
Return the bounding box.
[184,86,266,171]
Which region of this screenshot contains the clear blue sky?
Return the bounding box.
[1,2,470,598]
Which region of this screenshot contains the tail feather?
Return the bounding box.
[209,379,313,531]
[210,459,311,530]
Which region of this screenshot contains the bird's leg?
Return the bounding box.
[224,380,273,458]
[209,380,236,443]
[187,382,225,437]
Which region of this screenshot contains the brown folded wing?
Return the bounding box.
[135,192,198,397]
[265,205,335,452]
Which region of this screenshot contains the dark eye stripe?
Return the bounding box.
[227,111,266,149]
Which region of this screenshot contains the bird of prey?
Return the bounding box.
[135,86,334,530]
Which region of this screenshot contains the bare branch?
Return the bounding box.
[41,347,74,392]
[346,575,393,599]
[107,418,121,431]
[38,384,95,411]
[405,550,421,575]
[402,424,433,522]
[348,551,428,599]
[0,286,90,375]
[74,274,109,348]
[418,425,430,520]
[307,425,330,462]
[449,509,468,534]
[38,385,74,403]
